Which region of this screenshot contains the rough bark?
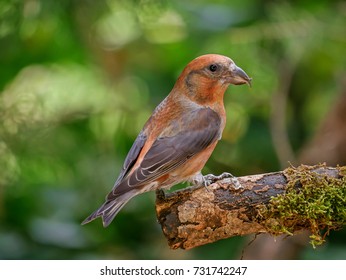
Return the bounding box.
[155,165,345,250]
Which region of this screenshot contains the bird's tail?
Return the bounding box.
[81,192,135,227]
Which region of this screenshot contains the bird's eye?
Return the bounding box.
[209,64,218,72]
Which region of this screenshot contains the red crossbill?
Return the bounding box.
[82,54,251,227]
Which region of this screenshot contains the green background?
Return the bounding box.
[0,0,345,259]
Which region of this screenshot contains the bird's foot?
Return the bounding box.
[191,172,241,190]
[191,173,211,191]
[203,172,242,189]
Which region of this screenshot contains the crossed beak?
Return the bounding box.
[228,64,252,87]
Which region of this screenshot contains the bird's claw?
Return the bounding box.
[203,172,232,186]
[203,172,242,189]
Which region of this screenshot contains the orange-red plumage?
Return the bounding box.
[82,54,251,227]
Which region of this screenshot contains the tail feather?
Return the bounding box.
[81,193,135,227]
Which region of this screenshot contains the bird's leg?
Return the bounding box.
[191,172,242,190]
[203,172,233,185]
[203,172,242,189]
[190,172,210,191]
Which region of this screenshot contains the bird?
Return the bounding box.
[82,54,251,227]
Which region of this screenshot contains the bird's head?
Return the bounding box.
[174,54,251,104]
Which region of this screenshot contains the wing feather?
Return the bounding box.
[113,132,147,185]
[112,107,221,195]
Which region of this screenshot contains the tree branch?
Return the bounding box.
[155,164,346,250]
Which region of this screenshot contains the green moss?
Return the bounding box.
[257,164,346,248]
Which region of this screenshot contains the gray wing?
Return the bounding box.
[109,107,221,197]
[113,131,147,185]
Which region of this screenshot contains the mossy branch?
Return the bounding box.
[155,164,346,250]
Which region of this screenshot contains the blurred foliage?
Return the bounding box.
[0,0,345,259]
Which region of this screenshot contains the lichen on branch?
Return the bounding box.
[257,164,346,247]
[156,164,346,250]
